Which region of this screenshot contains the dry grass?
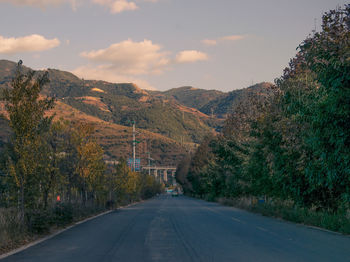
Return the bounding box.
[0,208,31,254]
[91,88,105,93]
[76,96,110,112]
[175,104,210,118]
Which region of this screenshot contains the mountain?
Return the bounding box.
[0,60,215,165]
[152,83,274,119]
[153,86,225,111]
[0,98,187,166]
[0,60,215,145]
[0,60,274,164]
[199,82,275,118]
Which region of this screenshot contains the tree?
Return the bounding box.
[274,4,350,210]
[2,62,55,221]
[175,154,192,193]
[74,122,106,205]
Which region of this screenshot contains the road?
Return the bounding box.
[2,195,349,262]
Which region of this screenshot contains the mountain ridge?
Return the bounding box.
[0,59,274,165]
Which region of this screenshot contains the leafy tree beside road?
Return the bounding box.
[177,5,350,233]
[2,63,54,221]
[0,63,163,252]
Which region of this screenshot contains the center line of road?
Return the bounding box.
[256,226,268,232]
[231,217,242,223]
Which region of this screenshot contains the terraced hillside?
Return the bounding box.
[0,60,216,144]
[0,60,273,165]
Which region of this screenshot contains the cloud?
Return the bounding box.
[202,35,245,46]
[78,39,208,89]
[0,0,78,9]
[80,39,170,75]
[220,35,245,41]
[72,65,156,90]
[0,34,60,54]
[175,50,208,63]
[201,39,217,46]
[0,0,158,12]
[92,0,138,13]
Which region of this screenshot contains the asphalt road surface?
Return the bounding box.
[2,195,350,262]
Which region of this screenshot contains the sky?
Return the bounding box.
[0,0,347,92]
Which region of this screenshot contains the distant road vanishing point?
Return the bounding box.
[2,196,349,262]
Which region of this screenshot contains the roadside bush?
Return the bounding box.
[54,203,73,226]
[26,209,53,234]
[105,200,116,209]
[71,204,105,221]
[0,208,26,250]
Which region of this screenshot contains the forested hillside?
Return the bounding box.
[154,86,225,110]
[199,82,274,118]
[0,60,275,164]
[176,5,350,233]
[0,61,215,145]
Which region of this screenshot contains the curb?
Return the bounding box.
[304,224,346,236]
[0,201,145,260]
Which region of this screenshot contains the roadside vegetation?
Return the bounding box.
[176,5,350,234]
[0,65,162,254]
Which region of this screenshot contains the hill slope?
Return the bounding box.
[0,60,215,145]
[199,82,274,118]
[0,99,186,166]
[154,86,225,111]
[0,60,274,164]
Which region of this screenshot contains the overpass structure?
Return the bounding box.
[141,166,177,185]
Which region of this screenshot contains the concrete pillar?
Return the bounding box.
[172,170,177,185]
[153,169,158,181]
[163,170,168,182]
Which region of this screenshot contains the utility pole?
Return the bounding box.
[312,18,317,33]
[132,121,136,172]
[148,152,151,176]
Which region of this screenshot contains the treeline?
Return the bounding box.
[0,65,162,242]
[176,6,349,215]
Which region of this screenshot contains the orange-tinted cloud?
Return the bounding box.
[80,39,170,75]
[0,34,60,54]
[92,0,138,13]
[202,35,245,46]
[175,50,208,63]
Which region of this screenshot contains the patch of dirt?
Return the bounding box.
[77,96,110,112]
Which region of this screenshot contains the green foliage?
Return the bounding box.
[182,5,350,229]
[175,154,191,193]
[2,63,55,220]
[26,209,52,234]
[0,63,163,252]
[161,86,225,110]
[54,203,73,226]
[273,4,350,209]
[200,82,274,117]
[112,158,162,205]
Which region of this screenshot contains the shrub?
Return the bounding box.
[54,203,73,226]
[26,209,52,234]
[0,208,25,250]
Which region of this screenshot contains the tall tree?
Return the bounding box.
[74,122,106,205]
[2,62,55,220]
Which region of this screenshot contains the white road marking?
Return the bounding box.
[257,226,268,232]
[231,217,242,223]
